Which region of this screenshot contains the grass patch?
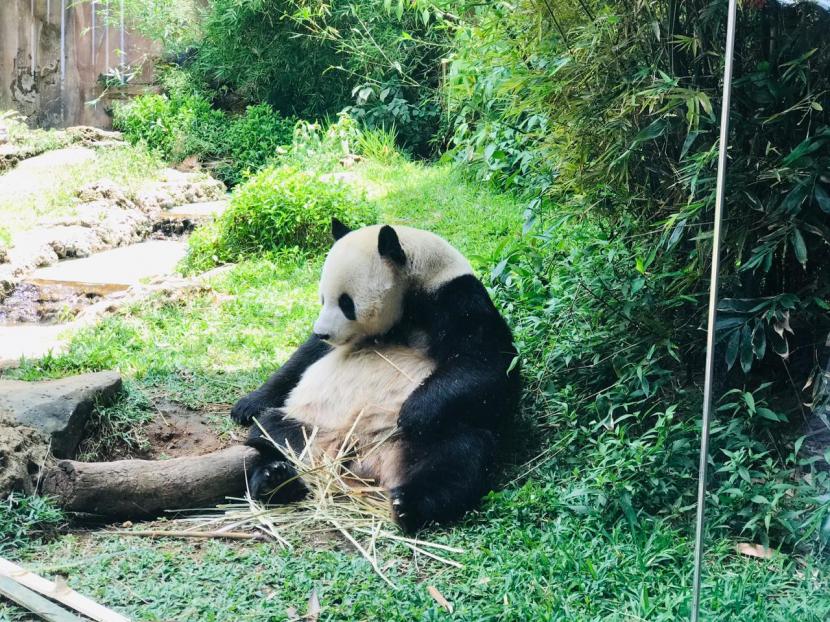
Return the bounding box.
[0,494,64,556]
[4,157,828,621]
[10,480,829,621]
[0,145,164,235]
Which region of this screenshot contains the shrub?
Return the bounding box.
[215,104,296,186]
[113,90,294,186]
[452,0,830,550]
[182,165,377,271]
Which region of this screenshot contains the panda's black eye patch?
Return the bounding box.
[338,293,356,320]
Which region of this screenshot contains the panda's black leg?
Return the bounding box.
[245,408,310,503]
[391,426,497,533]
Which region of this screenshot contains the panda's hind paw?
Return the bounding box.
[390,487,425,534]
[249,460,300,501]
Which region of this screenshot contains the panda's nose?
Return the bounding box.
[313,332,330,341]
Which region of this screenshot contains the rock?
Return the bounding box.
[6,231,59,273]
[76,179,133,207]
[0,265,17,299]
[46,225,105,259]
[0,371,123,457]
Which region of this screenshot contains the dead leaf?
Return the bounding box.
[285,606,299,621]
[427,585,453,613]
[736,543,775,559]
[306,588,321,622]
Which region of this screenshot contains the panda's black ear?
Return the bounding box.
[331,218,352,241]
[378,225,406,266]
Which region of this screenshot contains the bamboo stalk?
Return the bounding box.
[0,558,130,622]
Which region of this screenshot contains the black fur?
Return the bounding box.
[331,218,352,241]
[378,225,407,266]
[338,293,356,320]
[232,266,519,533]
[230,335,331,425]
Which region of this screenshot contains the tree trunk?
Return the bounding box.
[40,445,261,518]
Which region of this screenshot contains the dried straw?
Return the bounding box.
[151,415,464,586]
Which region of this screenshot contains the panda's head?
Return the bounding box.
[313,220,410,346]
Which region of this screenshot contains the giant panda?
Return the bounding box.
[230,219,520,532]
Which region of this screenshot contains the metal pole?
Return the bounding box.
[690,0,738,620]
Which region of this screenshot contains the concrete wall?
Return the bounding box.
[0,0,157,128]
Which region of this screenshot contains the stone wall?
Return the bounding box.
[0,0,158,128]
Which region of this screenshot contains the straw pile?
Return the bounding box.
[113,417,464,586]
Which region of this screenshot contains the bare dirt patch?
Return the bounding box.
[141,401,231,460]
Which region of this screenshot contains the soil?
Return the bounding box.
[0,414,48,495]
[141,401,231,460]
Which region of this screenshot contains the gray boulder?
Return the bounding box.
[0,371,123,457]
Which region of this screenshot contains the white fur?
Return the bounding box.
[282,343,435,487]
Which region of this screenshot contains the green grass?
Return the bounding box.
[0,145,164,235]
[2,158,829,621]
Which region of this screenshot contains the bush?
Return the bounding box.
[452,0,830,550]
[113,90,294,186]
[215,104,296,186]
[182,165,377,272]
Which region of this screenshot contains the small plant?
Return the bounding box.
[0,493,64,553]
[355,126,404,165]
[76,383,155,461]
[182,165,377,271]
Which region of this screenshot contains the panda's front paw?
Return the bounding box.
[390,487,426,534]
[231,391,269,425]
[249,460,298,500]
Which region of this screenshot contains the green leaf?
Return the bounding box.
[725,329,740,369]
[740,324,754,373]
[698,92,714,117]
[751,320,766,360]
[757,407,782,422]
[743,391,756,414]
[794,435,805,457]
[680,132,700,160]
[751,495,770,505]
[781,181,809,214]
[791,228,807,266]
[815,184,830,214]
[632,119,667,145]
[738,466,751,483]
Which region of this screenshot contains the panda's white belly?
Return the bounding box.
[281,344,435,486]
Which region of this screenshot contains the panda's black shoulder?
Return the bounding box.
[405,274,516,361]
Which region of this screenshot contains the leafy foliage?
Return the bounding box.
[0,494,64,554]
[457,0,830,549]
[113,89,294,186]
[187,0,451,154]
[183,165,377,271]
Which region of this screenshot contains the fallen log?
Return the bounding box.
[39,445,261,518]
